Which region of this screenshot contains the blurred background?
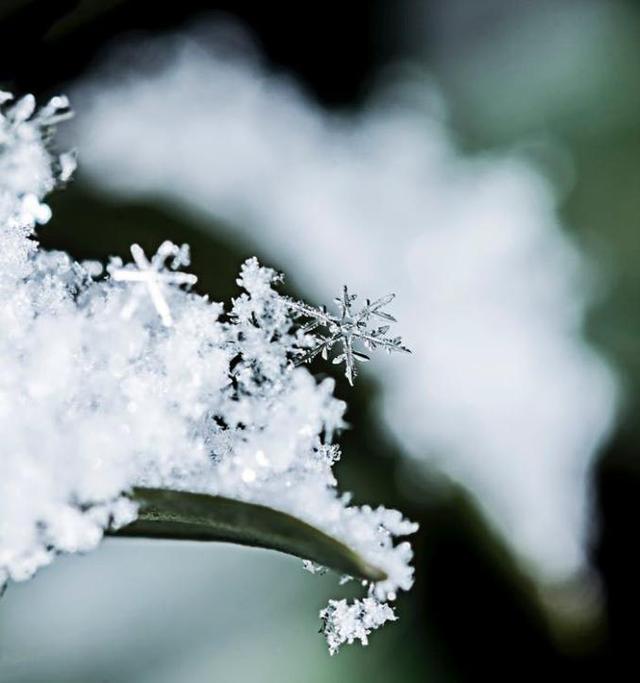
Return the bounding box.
[1,0,639,680]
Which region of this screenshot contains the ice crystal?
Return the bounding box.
[0,93,416,653]
[302,560,327,575]
[108,242,198,326]
[285,287,411,385]
[320,597,397,655]
[0,91,74,232]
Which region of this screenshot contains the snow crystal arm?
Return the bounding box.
[282,297,336,326]
[111,487,388,583]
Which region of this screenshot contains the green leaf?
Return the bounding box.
[111,487,387,582]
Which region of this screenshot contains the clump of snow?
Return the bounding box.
[0,93,415,652]
[0,91,75,285]
[320,597,397,655]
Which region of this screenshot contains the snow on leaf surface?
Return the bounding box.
[0,93,416,653]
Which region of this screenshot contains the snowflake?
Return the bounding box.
[108,241,197,326]
[1,91,417,656]
[285,286,411,384]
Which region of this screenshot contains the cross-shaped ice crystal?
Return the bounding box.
[110,241,197,327]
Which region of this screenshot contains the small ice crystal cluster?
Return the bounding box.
[0,93,416,653]
[320,597,397,655]
[0,91,75,234]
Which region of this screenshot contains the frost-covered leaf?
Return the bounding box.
[114,487,387,582]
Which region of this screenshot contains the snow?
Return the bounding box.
[0,93,415,652]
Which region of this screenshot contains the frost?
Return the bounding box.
[0,93,416,653]
[320,597,397,655]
